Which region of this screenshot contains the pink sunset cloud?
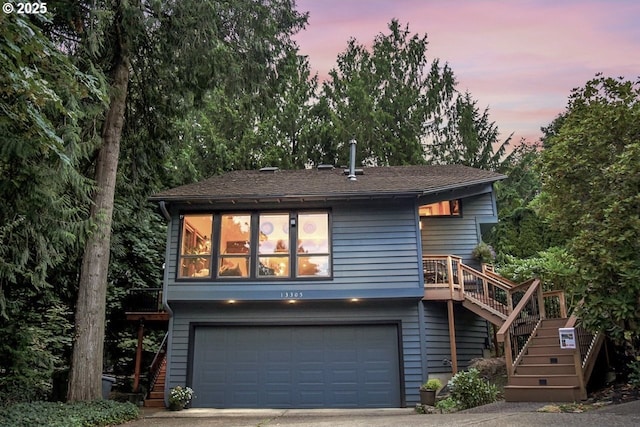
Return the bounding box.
[293,0,640,143]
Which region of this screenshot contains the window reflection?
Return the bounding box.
[258,214,290,277]
[297,213,330,277]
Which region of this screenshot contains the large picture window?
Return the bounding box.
[178,211,331,280]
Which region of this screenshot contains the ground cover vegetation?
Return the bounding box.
[1,2,638,420]
[0,400,138,427]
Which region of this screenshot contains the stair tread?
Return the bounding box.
[529,344,562,348]
[510,373,578,378]
[505,385,579,389]
[519,363,574,367]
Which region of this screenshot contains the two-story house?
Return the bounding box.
[146,162,513,408]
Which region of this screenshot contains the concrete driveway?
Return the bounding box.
[122,401,640,427]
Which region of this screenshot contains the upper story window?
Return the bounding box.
[258,213,290,277]
[219,214,251,278]
[419,200,461,217]
[179,214,213,278]
[178,211,331,280]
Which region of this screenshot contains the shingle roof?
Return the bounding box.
[150,164,506,203]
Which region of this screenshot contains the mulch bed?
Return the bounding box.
[586,382,640,405]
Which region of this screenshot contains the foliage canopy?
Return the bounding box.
[539,75,640,362]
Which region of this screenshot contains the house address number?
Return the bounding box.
[281,291,303,298]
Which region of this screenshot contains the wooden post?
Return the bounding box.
[447,256,455,300]
[503,330,514,376]
[537,288,546,320]
[481,264,489,299]
[559,292,567,318]
[457,261,464,296]
[447,300,458,373]
[133,318,145,392]
[573,348,587,400]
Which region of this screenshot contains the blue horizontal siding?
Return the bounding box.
[421,193,495,263]
[166,300,424,406]
[423,301,489,374]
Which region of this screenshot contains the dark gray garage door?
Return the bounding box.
[191,324,401,408]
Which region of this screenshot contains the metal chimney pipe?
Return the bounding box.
[348,139,357,181]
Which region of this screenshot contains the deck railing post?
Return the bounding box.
[537,287,546,320]
[573,347,587,400]
[457,260,464,298]
[503,331,514,376]
[447,256,455,299]
[481,264,490,299]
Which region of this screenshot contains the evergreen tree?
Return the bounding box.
[40,0,308,401]
[0,12,105,402]
[320,20,457,166]
[430,91,512,171]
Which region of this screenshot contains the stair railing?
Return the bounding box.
[460,264,515,318]
[543,290,567,319]
[423,255,462,298]
[496,279,543,376]
[564,309,604,400]
[148,332,169,394]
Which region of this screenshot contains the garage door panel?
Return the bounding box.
[192,325,401,408]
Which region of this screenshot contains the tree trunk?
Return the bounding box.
[67,53,130,402]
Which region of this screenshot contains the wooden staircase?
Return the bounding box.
[144,333,169,408]
[144,357,166,407]
[496,282,604,403]
[423,255,604,402]
[144,359,167,408]
[504,318,583,402]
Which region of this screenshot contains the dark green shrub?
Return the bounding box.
[448,368,499,409]
[0,400,139,427]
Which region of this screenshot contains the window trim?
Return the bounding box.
[176,210,332,281]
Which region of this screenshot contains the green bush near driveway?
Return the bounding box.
[448,368,499,410]
[0,400,139,427]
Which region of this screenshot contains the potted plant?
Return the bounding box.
[168,386,194,411]
[419,378,442,406]
[472,241,496,264]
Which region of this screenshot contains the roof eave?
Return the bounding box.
[148,173,506,205]
[148,190,423,205]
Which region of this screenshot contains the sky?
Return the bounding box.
[292,0,640,143]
